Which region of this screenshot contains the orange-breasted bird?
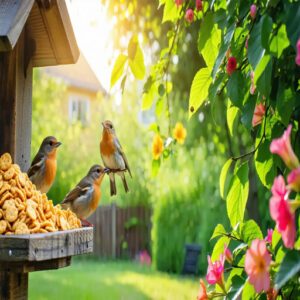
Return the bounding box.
[27,136,61,194]
[100,120,132,196]
[61,165,108,221]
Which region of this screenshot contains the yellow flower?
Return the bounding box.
[152,134,164,160]
[173,122,187,144]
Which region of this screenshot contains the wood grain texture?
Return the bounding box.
[0,227,93,262]
[0,271,28,300]
[0,0,34,51]
[0,29,33,172]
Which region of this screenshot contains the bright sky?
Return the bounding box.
[66,0,114,91]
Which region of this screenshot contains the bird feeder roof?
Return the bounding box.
[0,0,79,67]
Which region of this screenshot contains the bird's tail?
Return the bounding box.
[121,173,129,193]
[109,173,117,196]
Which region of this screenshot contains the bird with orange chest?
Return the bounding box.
[100,120,132,196]
[27,136,62,194]
[61,165,108,224]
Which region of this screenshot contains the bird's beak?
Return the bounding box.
[54,142,62,148]
[104,167,110,174]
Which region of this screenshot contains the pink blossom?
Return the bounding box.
[196,0,203,11]
[296,38,300,66]
[270,125,300,169]
[139,250,151,265]
[224,244,233,263]
[252,103,266,127]
[226,57,237,75]
[245,37,249,49]
[264,229,273,244]
[185,9,194,23]
[197,279,208,300]
[245,239,271,293]
[287,168,300,192]
[270,176,296,249]
[206,254,225,287]
[250,4,257,19]
[175,0,184,7]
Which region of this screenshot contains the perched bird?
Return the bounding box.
[100,120,131,196]
[61,165,108,222]
[27,136,61,193]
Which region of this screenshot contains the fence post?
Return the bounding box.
[111,202,116,258]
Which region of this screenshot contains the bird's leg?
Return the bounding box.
[80,219,93,227]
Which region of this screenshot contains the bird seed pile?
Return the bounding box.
[0,153,81,235]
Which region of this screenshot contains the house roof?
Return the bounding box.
[43,53,106,94]
[0,0,79,67]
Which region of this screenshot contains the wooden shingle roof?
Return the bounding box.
[0,0,79,67]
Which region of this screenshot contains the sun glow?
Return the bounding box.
[66,0,114,91]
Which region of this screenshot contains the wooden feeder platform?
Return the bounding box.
[0,227,93,299]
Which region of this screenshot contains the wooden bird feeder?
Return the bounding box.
[0,1,93,299]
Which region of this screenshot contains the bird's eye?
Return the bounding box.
[49,141,53,146]
[96,168,100,173]
[110,125,113,129]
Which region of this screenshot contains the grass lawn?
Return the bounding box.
[29,259,199,300]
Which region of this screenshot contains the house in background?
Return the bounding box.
[43,53,106,126]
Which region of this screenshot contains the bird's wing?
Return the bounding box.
[27,153,45,178]
[114,138,132,177]
[62,179,93,204]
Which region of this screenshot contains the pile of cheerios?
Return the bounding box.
[0,153,81,235]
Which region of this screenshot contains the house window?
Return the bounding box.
[68,95,90,125]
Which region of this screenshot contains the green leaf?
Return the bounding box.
[226,276,246,300]
[162,0,179,23]
[283,3,300,51]
[189,68,212,118]
[211,236,230,261]
[248,19,265,70]
[198,12,214,53]
[276,84,295,126]
[261,15,273,51]
[255,139,277,188]
[227,71,245,108]
[240,220,263,245]
[210,224,227,240]
[142,83,157,110]
[220,158,233,199]
[120,75,127,94]
[270,24,290,58]
[128,36,146,80]
[202,26,221,69]
[227,104,239,136]
[256,57,272,97]
[208,73,225,100]
[212,23,235,79]
[272,229,281,251]
[254,54,271,84]
[226,162,249,227]
[158,84,165,97]
[241,95,256,130]
[242,281,255,300]
[275,250,300,290]
[155,98,164,117]
[110,54,128,88]
[151,159,161,177]
[148,123,160,133]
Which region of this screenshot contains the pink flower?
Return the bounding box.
[185,9,194,23]
[206,254,225,287]
[250,4,257,19]
[139,250,151,265]
[224,244,233,263]
[226,57,237,75]
[264,229,273,244]
[270,176,296,249]
[175,0,184,7]
[245,37,249,49]
[252,103,266,127]
[245,239,271,293]
[287,168,300,192]
[270,125,300,169]
[196,0,203,11]
[197,279,208,300]
[296,38,300,66]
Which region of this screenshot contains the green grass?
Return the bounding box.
[29,260,199,300]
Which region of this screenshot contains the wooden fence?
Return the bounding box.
[87,204,151,259]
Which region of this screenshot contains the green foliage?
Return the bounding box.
[110,54,128,88]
